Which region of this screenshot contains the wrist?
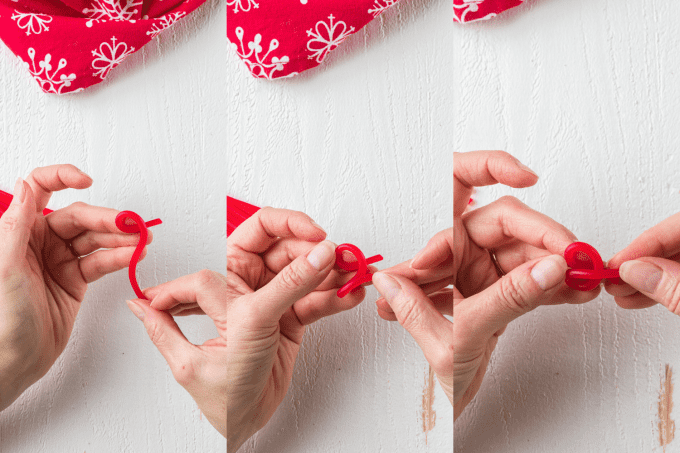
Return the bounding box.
[0,347,41,411]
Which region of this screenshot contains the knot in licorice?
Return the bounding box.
[335,243,383,298]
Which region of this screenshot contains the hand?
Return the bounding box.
[125,270,228,438]
[450,151,599,420]
[223,207,369,450]
[606,211,680,312]
[0,165,151,411]
[372,228,453,404]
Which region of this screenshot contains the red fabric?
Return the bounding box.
[453,0,524,23]
[227,195,259,236]
[227,0,400,79]
[0,189,52,216]
[0,0,206,94]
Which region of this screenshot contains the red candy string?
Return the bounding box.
[115,211,162,300]
[564,242,622,291]
[335,243,383,298]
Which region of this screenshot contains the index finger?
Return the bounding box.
[608,211,680,268]
[605,212,680,298]
[454,151,539,217]
[410,228,453,271]
[228,206,327,254]
[46,202,128,239]
[147,270,228,326]
[25,164,93,211]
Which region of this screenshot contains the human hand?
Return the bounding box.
[125,270,228,438]
[605,211,680,312]
[201,207,368,450]
[372,228,453,403]
[450,151,599,420]
[0,165,151,411]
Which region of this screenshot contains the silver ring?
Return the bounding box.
[488,249,505,277]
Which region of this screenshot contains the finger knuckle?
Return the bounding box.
[196,269,219,290]
[497,276,533,315]
[147,321,167,347]
[398,299,428,333]
[279,263,308,289]
[497,195,523,209]
[1,215,19,233]
[661,275,680,315]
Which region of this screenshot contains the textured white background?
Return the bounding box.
[454,0,680,452]
[227,0,453,452]
[0,1,227,452]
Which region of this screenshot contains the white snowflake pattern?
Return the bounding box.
[227,0,258,13]
[91,37,135,80]
[368,0,397,17]
[11,11,52,35]
[83,0,142,27]
[23,48,77,94]
[306,14,355,64]
[146,12,186,38]
[230,27,296,80]
[453,0,499,23]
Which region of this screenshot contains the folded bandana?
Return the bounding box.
[227,1,401,79]
[453,0,524,23]
[0,0,206,94]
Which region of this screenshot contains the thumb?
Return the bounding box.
[247,240,336,323]
[0,179,37,264]
[463,254,567,340]
[619,258,680,314]
[126,299,197,385]
[372,272,452,377]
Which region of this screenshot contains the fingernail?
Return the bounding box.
[306,241,334,271]
[516,161,539,178]
[620,260,663,294]
[372,273,402,303]
[13,178,25,203]
[530,255,566,290]
[309,220,326,234]
[126,300,145,321]
[77,168,92,180]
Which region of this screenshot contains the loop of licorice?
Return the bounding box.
[564,241,622,290]
[115,211,162,300]
[335,243,383,298]
[567,269,620,280]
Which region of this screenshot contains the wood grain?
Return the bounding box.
[227,1,453,452]
[454,0,680,451]
[0,2,227,452]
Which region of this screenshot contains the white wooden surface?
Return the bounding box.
[454,0,680,452]
[0,1,227,452]
[227,0,453,452]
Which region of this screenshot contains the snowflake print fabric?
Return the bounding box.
[0,0,206,94]
[453,0,525,23]
[227,1,401,80]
